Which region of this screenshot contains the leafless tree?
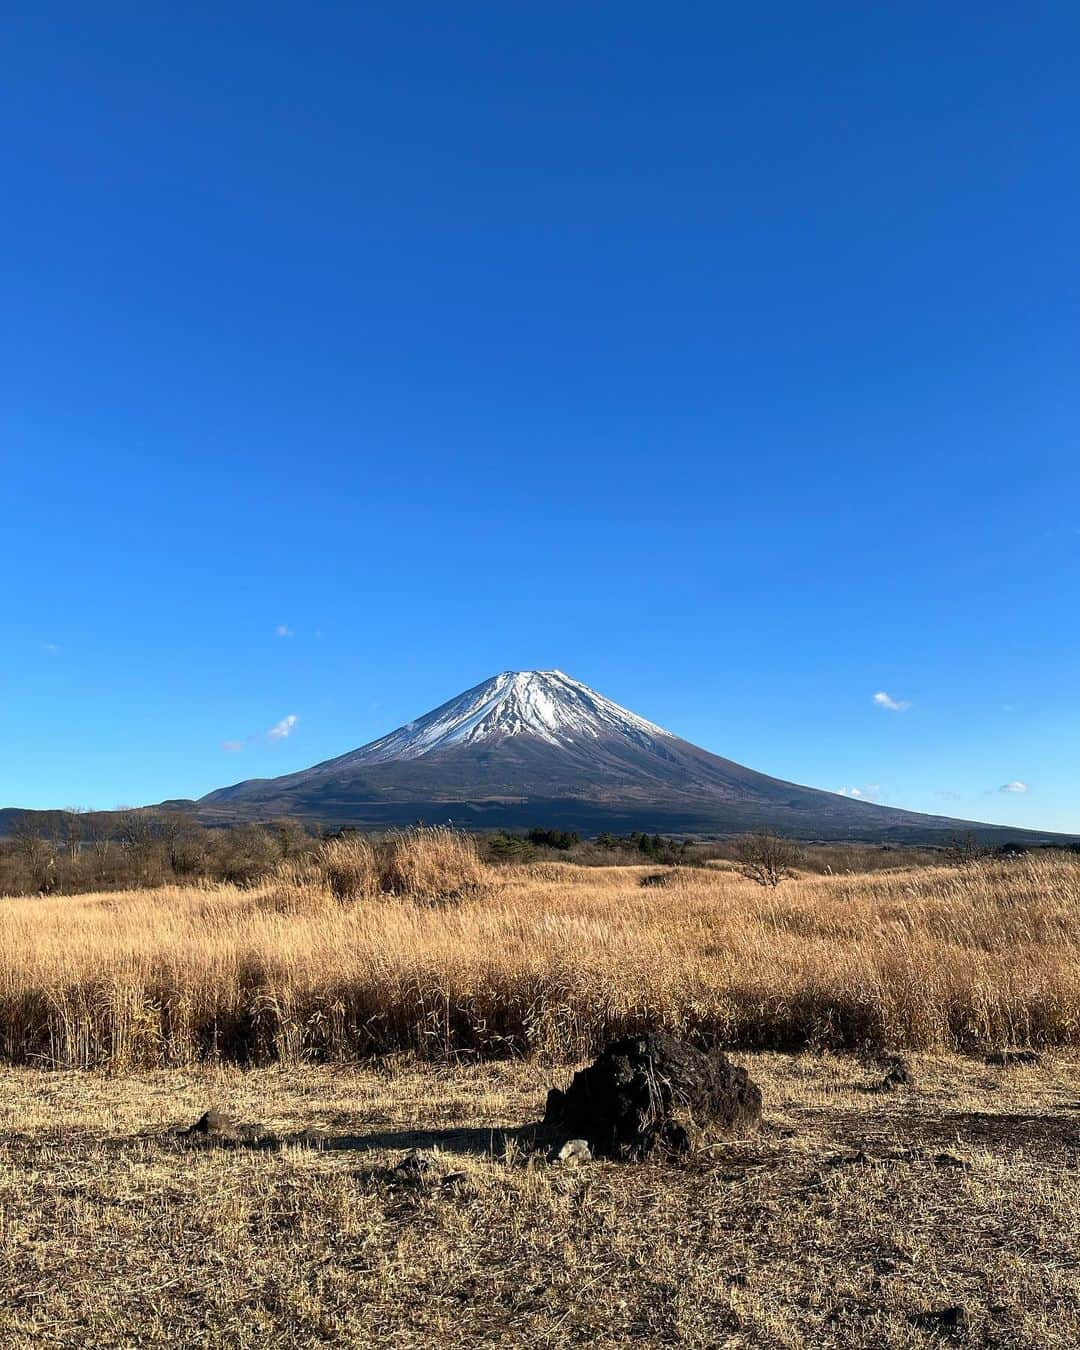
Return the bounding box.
[85,813,113,880]
[944,832,988,868]
[159,812,207,876]
[735,830,803,887]
[9,814,57,892]
[114,809,165,883]
[61,808,87,864]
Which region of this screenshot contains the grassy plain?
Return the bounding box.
[2,846,1079,1345]
[0,846,1077,1067]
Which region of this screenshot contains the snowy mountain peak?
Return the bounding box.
[351,669,675,764]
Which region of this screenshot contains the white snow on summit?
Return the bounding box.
[352,670,675,764]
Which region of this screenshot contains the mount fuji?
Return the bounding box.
[197,670,1039,841]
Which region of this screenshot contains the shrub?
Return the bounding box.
[484,832,537,863]
[944,832,990,868]
[734,831,803,887]
[315,827,485,902]
[379,827,485,900]
[317,835,380,901]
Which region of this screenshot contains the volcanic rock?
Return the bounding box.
[986,1049,1041,1067]
[179,1109,269,1144]
[543,1030,761,1160]
[879,1057,913,1090]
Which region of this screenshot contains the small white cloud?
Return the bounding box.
[221,739,244,753]
[43,642,60,655]
[268,714,298,740]
[873,691,910,712]
[275,624,294,638]
[837,784,883,801]
[935,790,963,801]
[999,781,1028,794]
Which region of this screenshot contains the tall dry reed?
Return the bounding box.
[317,827,485,901]
[1,850,1077,1067]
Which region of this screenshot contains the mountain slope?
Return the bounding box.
[199,670,1056,841]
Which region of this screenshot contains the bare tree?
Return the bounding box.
[85,813,113,881]
[944,832,988,868]
[9,814,57,892]
[735,831,803,887]
[157,812,208,877]
[62,808,87,864]
[115,809,153,853]
[115,809,165,884]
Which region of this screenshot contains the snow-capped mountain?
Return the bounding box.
[198,669,1018,841]
[339,670,673,763]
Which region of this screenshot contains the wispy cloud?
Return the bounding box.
[275,624,294,638]
[999,780,1028,794]
[935,790,963,801]
[873,691,910,712]
[221,714,300,749]
[268,714,298,740]
[42,642,60,655]
[837,784,882,801]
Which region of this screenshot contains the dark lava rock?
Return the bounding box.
[879,1057,913,1090]
[986,1049,1042,1067]
[391,1152,469,1191]
[172,1110,328,1150]
[180,1109,270,1144]
[908,1305,966,1335]
[543,1030,762,1161]
[394,1151,438,1181]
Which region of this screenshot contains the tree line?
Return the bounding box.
[0,810,314,896]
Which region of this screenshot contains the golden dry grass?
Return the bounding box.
[1,1053,1078,1347]
[1,848,1078,1068]
[314,827,486,902]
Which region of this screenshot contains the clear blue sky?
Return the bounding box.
[3,3,1078,831]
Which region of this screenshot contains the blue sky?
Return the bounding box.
[2,3,1078,831]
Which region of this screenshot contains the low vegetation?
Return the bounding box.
[1,835,1078,1068]
[0,810,312,895]
[3,834,1079,1344]
[316,827,486,901]
[5,807,1070,898]
[1,1054,1077,1346]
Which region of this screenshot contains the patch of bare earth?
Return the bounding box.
[1,1054,1077,1347]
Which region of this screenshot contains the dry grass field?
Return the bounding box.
[1,838,1078,1067]
[2,839,1079,1346]
[1,1053,1078,1347]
